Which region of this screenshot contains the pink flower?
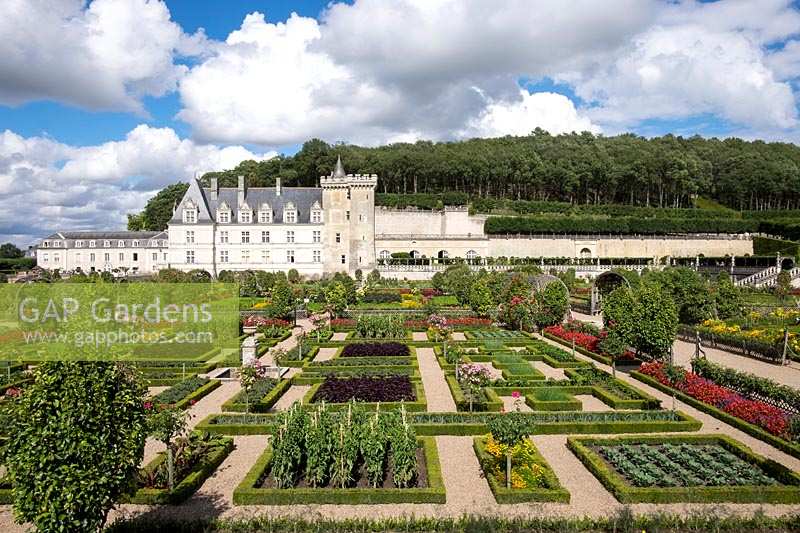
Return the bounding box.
[143,401,153,410]
[5,387,20,398]
[189,399,197,406]
[511,391,521,399]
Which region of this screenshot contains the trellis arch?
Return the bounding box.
[528,273,572,320]
[590,271,631,315]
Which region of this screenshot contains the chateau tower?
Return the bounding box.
[320,156,377,274]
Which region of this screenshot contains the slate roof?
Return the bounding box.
[170,180,323,224]
[39,230,167,248]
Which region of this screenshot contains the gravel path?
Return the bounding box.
[532,361,566,380]
[412,332,428,341]
[500,396,532,412]
[571,311,603,326]
[435,436,495,511]
[331,332,348,341]
[147,386,169,396]
[415,347,457,412]
[314,347,338,361]
[575,394,613,411]
[474,362,503,380]
[451,332,466,341]
[672,339,800,389]
[272,385,310,411]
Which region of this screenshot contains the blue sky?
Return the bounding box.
[1,0,799,245]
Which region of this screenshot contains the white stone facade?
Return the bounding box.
[35,162,755,277]
[35,231,168,275]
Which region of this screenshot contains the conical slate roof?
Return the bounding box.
[332,156,346,179]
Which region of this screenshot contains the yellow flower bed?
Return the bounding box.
[483,434,547,489]
[252,302,268,309]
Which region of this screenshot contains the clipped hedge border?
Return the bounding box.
[280,345,319,368]
[525,390,582,412]
[233,436,446,505]
[302,381,428,412]
[195,410,702,436]
[173,379,221,410]
[567,434,800,504]
[221,379,292,413]
[445,374,502,412]
[543,332,612,365]
[126,437,234,505]
[631,371,800,460]
[473,436,569,503]
[411,410,702,436]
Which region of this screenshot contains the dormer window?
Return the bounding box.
[239,202,252,223]
[52,241,61,248]
[89,240,96,248]
[103,240,111,248]
[183,199,198,224]
[258,203,272,223]
[310,201,323,223]
[217,202,231,224]
[132,240,139,247]
[118,240,125,247]
[283,202,297,224]
[75,240,83,248]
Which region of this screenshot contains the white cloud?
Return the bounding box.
[462,90,599,138]
[0,0,206,112]
[176,2,650,146]
[565,24,799,131]
[0,126,274,246]
[175,0,800,146]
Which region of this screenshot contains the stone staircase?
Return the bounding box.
[735,266,800,288]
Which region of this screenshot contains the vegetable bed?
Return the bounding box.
[341,342,410,357]
[312,375,415,403]
[568,434,800,503]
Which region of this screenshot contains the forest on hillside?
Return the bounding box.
[129,130,800,233]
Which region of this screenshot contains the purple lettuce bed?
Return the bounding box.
[340,342,410,357]
[312,375,415,403]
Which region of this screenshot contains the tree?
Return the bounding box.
[269,280,295,319]
[631,284,679,359]
[146,405,189,490]
[602,286,636,346]
[775,270,792,301]
[367,269,381,284]
[5,362,147,532]
[287,268,300,283]
[647,267,713,324]
[127,183,189,231]
[324,282,349,318]
[487,414,528,489]
[468,277,494,318]
[533,282,569,328]
[0,242,23,259]
[715,272,743,319]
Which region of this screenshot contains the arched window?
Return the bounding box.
[580,247,592,259]
[379,250,391,260]
[466,250,477,260]
[437,250,449,259]
[410,250,420,259]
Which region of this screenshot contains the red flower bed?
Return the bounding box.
[639,362,791,439]
[330,318,356,328]
[242,316,291,328]
[544,324,636,361]
[544,325,601,352]
[420,288,443,297]
[403,317,492,329]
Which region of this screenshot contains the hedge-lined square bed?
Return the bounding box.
[568,434,800,504]
[341,342,410,357]
[473,435,569,503]
[312,375,416,403]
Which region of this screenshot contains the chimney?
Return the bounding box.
[275,177,281,196]
[237,175,246,206]
[210,178,218,201]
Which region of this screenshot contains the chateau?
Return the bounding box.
[34,159,754,278]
